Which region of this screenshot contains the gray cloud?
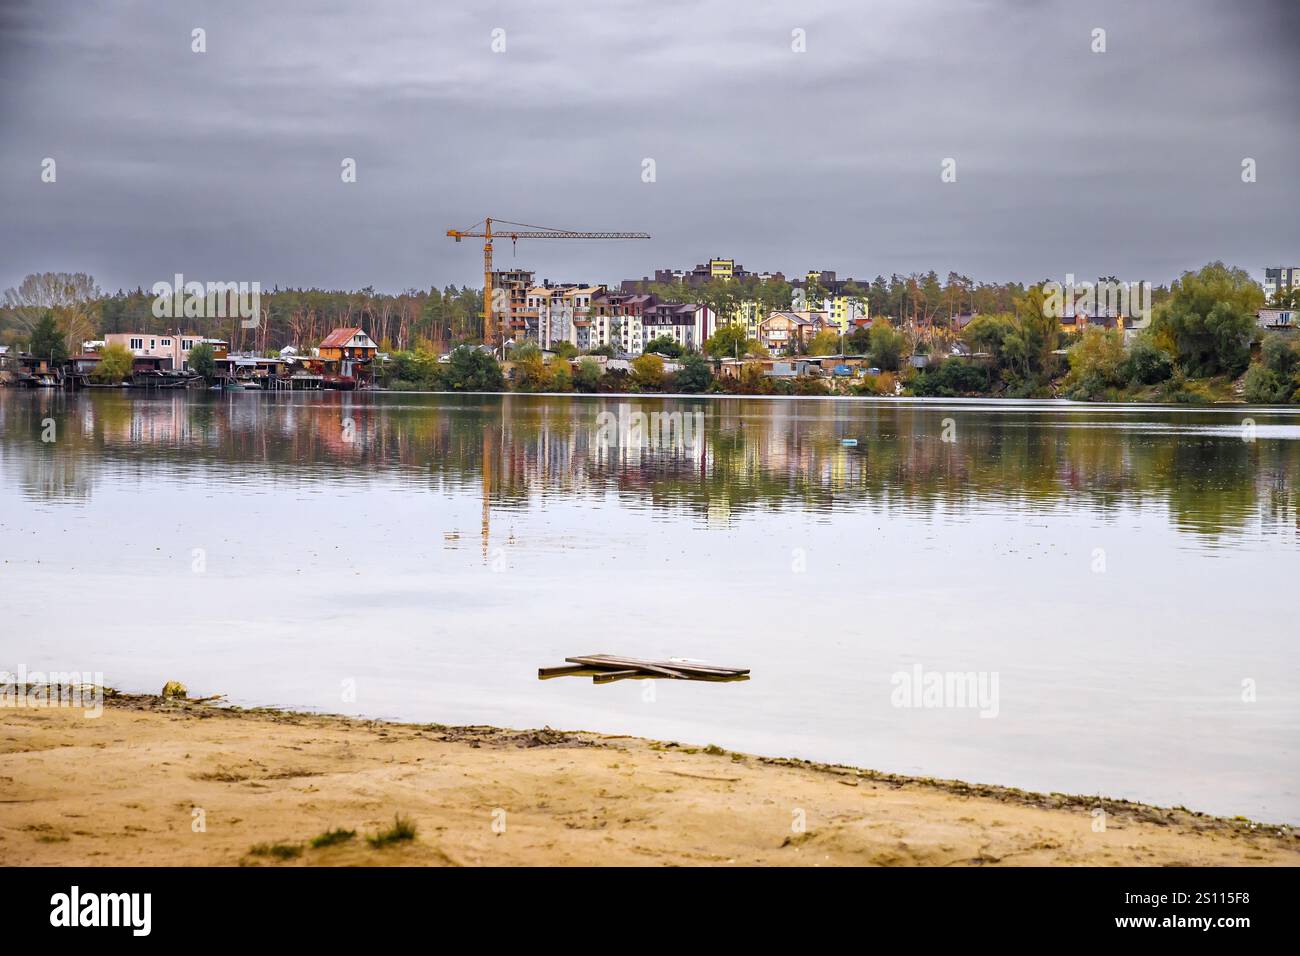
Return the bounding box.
[2,0,1297,294]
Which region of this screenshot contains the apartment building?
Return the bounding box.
[104,332,229,370]
[725,299,765,338]
[789,271,869,329]
[643,301,717,351]
[565,285,604,351]
[524,283,582,349]
[488,268,536,343]
[589,292,658,354]
[1264,267,1299,302]
[814,295,866,330]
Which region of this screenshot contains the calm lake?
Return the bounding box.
[2,389,1297,822]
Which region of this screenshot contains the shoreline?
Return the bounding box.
[26,385,1296,409]
[2,691,1295,866]
[385,389,1289,408]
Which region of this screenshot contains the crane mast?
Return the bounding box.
[446,218,650,351]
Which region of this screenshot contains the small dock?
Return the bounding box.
[539,654,750,684]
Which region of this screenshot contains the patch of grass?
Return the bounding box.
[703,744,726,756]
[367,814,417,848]
[310,827,356,849]
[248,841,303,860]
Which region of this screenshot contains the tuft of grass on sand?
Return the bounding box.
[248,841,302,860]
[310,827,356,849]
[367,814,417,848]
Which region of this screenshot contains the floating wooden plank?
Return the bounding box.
[572,653,747,675]
[565,656,691,679]
[538,664,592,678]
[570,654,749,677]
[541,653,751,684]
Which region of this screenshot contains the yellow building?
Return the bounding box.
[824,294,867,331]
[709,258,735,281]
[725,299,763,337]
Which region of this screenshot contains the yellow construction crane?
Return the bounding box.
[446,217,650,349]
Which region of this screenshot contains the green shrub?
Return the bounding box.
[911,358,990,396]
[310,828,356,849]
[443,346,504,391]
[248,841,302,860]
[1242,365,1289,404]
[1260,333,1298,379]
[367,814,417,848]
[1121,333,1174,386]
[573,358,602,392]
[672,354,713,393]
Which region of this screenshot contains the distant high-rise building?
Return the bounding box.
[1264,267,1299,301]
[489,269,535,343]
[709,258,736,280]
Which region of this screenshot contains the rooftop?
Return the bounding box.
[319,327,368,349]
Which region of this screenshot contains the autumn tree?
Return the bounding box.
[807,330,840,355]
[1063,327,1127,399]
[630,352,665,389]
[91,343,134,383]
[3,272,101,354]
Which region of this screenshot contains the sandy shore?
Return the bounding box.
[1,691,1295,866]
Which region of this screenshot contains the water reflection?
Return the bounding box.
[3,390,1296,545]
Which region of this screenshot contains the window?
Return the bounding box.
[161,339,171,346]
[129,338,143,350]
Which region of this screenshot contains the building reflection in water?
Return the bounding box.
[1,390,1297,543]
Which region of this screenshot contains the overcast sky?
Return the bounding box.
[2,0,1297,295]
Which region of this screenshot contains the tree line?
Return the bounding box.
[1,275,484,355]
[7,262,1293,404]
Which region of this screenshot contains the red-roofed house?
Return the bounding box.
[318,328,378,362]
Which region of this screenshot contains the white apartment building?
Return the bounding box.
[643,303,716,352]
[104,332,228,370]
[525,285,577,350]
